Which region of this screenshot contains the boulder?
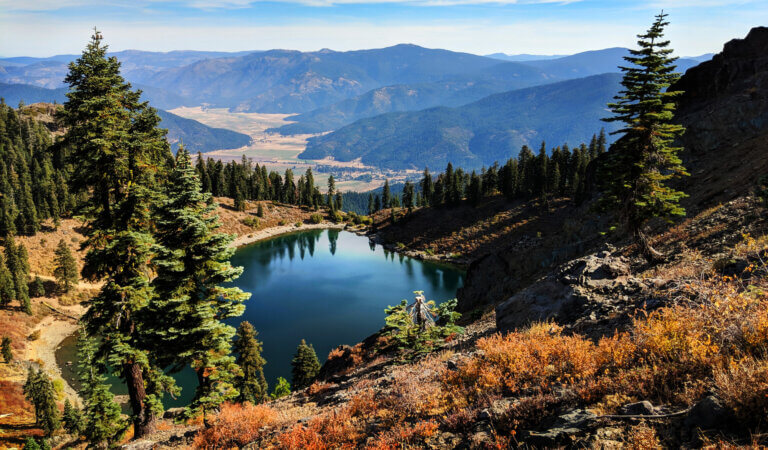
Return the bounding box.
[619,400,657,416]
[685,395,733,430]
[524,409,597,447]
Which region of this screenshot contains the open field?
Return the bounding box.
[168,106,414,192]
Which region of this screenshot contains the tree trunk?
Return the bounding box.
[634,227,664,263]
[124,362,156,438]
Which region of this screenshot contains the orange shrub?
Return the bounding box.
[445,323,600,401]
[193,403,277,449]
[715,357,768,424]
[277,407,362,450]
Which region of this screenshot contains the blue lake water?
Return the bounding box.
[57,228,464,407]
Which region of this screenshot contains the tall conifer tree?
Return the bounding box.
[149,148,248,423]
[61,30,174,437]
[233,321,269,404]
[600,12,687,260]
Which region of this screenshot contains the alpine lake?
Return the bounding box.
[56,228,465,408]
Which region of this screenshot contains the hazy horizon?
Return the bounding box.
[1,0,766,58]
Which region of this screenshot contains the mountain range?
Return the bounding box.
[2,44,710,170]
[2,45,705,117]
[299,73,623,170]
[267,47,703,135]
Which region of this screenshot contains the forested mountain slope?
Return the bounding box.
[300,73,622,170]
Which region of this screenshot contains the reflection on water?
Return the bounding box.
[57,229,464,408]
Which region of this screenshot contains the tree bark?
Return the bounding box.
[635,227,664,263]
[124,362,156,438]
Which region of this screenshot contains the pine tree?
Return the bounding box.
[62,30,174,437]
[149,148,248,423]
[402,181,415,211]
[257,203,265,218]
[291,339,321,390]
[335,192,343,212]
[233,321,269,405]
[23,368,60,436]
[374,195,381,212]
[421,168,434,207]
[24,437,41,450]
[367,193,374,215]
[1,336,11,362]
[77,331,125,446]
[0,253,14,307]
[382,180,391,209]
[30,276,45,298]
[270,377,291,399]
[468,171,482,206]
[62,398,84,436]
[327,175,336,210]
[53,239,78,293]
[600,12,687,260]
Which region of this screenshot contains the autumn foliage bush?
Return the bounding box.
[193,403,277,449]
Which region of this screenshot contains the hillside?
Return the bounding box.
[270,47,703,136]
[155,110,251,153]
[0,94,252,153]
[300,73,622,170]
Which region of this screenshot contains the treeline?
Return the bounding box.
[194,155,343,212]
[359,130,606,215]
[0,103,77,236]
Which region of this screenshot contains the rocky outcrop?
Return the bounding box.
[673,27,768,206]
[495,247,652,336]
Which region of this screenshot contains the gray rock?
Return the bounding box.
[685,395,733,430]
[619,401,656,416]
[121,440,155,450]
[163,407,186,419]
[524,409,596,447]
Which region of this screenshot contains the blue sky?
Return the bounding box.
[1,0,765,57]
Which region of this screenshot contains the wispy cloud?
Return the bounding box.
[0,0,582,10]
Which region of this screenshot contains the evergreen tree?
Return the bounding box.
[600,12,687,260]
[62,30,174,437]
[327,175,336,210]
[53,239,78,293]
[24,437,41,450]
[0,253,14,307]
[30,276,46,298]
[374,195,381,212]
[233,187,246,211]
[149,148,248,423]
[382,180,391,209]
[270,377,291,399]
[367,193,374,215]
[257,203,265,218]
[1,336,11,362]
[291,339,321,390]
[62,398,84,436]
[421,168,434,207]
[335,192,343,212]
[468,171,482,206]
[77,331,125,447]
[233,321,268,404]
[23,368,60,436]
[303,168,315,207]
[402,181,415,211]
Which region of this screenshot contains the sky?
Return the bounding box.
[0,0,766,57]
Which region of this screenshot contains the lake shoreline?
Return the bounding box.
[48,222,348,403]
[230,222,346,248]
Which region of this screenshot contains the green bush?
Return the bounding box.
[278,219,287,226]
[332,211,344,223]
[310,213,323,224]
[295,222,302,227]
[241,217,260,228]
